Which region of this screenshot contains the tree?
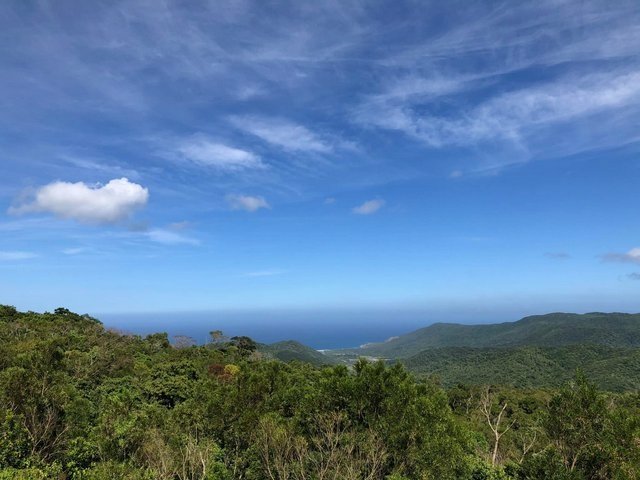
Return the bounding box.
[0,305,18,321]
[209,330,226,345]
[174,335,196,349]
[0,409,30,469]
[145,332,171,350]
[230,336,257,357]
[479,387,515,466]
[544,371,609,476]
[2,305,638,479]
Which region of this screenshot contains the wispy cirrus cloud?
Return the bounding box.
[239,269,286,278]
[125,221,199,246]
[229,116,333,153]
[145,228,199,246]
[142,218,200,245]
[62,247,88,255]
[381,1,640,70]
[356,70,640,157]
[61,155,140,179]
[352,199,385,215]
[0,251,38,261]
[176,136,265,172]
[351,1,640,172]
[3,0,638,195]
[226,194,270,212]
[145,228,200,245]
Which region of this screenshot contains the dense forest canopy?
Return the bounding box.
[0,306,639,479]
[327,313,640,391]
[401,344,640,391]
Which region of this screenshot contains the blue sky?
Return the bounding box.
[1,0,640,321]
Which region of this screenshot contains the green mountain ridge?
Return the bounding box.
[259,340,338,366]
[336,312,640,358]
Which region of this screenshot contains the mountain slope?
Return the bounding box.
[335,313,640,358]
[402,344,640,391]
[260,340,338,366]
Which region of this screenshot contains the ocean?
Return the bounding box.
[96,309,447,349]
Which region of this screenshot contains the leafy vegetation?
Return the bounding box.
[0,306,638,479]
[402,345,640,391]
[259,340,338,366]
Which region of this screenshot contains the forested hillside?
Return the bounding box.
[259,340,338,366]
[0,306,639,479]
[340,312,640,358]
[403,344,640,391]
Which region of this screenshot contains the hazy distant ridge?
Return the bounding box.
[340,312,640,358]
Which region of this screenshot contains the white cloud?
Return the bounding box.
[226,194,270,212]
[145,228,199,246]
[382,2,640,71]
[9,178,149,224]
[62,247,87,255]
[324,197,336,204]
[0,251,37,261]
[3,0,639,195]
[167,221,191,231]
[230,116,332,153]
[62,155,140,179]
[177,137,265,171]
[240,269,286,277]
[358,71,640,150]
[603,247,640,264]
[235,84,266,100]
[352,199,385,215]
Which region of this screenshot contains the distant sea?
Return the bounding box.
[91,302,640,349]
[97,309,482,350]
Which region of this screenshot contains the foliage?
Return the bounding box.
[259,340,339,366]
[0,306,638,479]
[402,344,640,390]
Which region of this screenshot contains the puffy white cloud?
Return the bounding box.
[0,251,37,261]
[226,194,270,212]
[177,137,264,171]
[9,178,148,224]
[352,199,385,215]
